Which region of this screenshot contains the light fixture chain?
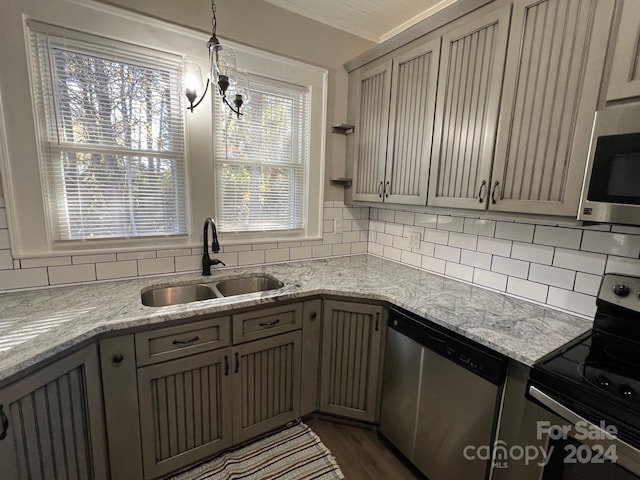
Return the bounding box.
[211,0,217,36]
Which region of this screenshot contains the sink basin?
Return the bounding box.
[212,275,284,297]
[141,284,216,307]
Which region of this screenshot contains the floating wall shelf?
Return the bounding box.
[330,178,352,187]
[331,124,355,135]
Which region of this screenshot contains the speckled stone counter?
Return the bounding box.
[0,255,592,384]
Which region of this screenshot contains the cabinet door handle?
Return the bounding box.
[0,404,8,440]
[259,319,280,328]
[375,312,380,332]
[112,354,124,364]
[377,181,383,198]
[224,355,229,376]
[384,181,390,198]
[234,353,240,374]
[491,181,500,205]
[478,180,487,203]
[172,336,200,346]
[310,311,317,320]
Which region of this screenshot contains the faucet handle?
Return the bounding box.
[212,258,225,267]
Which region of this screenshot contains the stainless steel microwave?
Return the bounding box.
[579,105,640,225]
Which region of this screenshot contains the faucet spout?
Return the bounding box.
[202,217,224,276]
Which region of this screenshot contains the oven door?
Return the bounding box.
[579,106,640,225]
[529,386,640,479]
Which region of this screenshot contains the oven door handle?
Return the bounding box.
[529,385,640,476]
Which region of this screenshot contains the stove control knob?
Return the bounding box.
[620,385,635,399]
[613,284,630,297]
[598,376,610,388]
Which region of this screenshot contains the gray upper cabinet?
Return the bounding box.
[491,0,614,215]
[606,0,640,101]
[352,39,440,205]
[0,345,108,480]
[319,300,385,422]
[428,6,511,210]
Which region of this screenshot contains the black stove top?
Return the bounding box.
[529,273,640,448]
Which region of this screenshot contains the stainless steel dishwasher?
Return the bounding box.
[380,306,507,480]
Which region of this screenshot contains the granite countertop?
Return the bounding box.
[0,255,592,384]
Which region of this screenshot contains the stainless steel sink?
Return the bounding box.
[212,275,283,297]
[141,284,216,307]
[141,275,284,307]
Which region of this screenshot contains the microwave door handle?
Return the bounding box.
[528,386,640,476]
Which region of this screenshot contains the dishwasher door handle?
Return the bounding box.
[528,385,640,476]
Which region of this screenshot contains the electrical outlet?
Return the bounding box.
[408,230,421,248]
[334,219,344,234]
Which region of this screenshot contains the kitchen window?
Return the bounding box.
[29,25,187,242]
[214,76,309,234]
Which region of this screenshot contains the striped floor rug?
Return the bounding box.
[171,422,345,480]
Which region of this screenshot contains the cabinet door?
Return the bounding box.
[491,0,614,215]
[137,348,233,479]
[0,345,108,480]
[352,60,392,202]
[231,331,301,444]
[428,6,511,209]
[606,0,640,101]
[385,39,441,205]
[319,300,385,422]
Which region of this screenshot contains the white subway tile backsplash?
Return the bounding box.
[383,246,402,261]
[289,247,311,260]
[312,245,333,258]
[175,255,201,272]
[341,231,360,243]
[370,220,386,233]
[547,287,596,317]
[424,228,449,245]
[217,252,238,267]
[352,219,369,231]
[448,232,478,251]
[507,277,548,303]
[495,222,535,243]
[445,262,474,282]
[378,209,395,222]
[72,253,117,264]
[117,250,156,261]
[369,208,379,220]
[277,241,301,248]
[511,242,554,265]
[49,264,96,285]
[461,250,492,270]
[437,215,464,232]
[254,242,279,251]
[415,213,438,228]
[534,226,582,249]
[96,260,138,280]
[138,257,174,276]
[238,250,266,265]
[529,264,575,290]
[376,233,394,247]
[435,244,461,263]
[350,242,368,254]
[369,242,384,256]
[473,269,507,291]
[395,211,415,225]
[492,256,529,279]
[553,248,606,275]
[343,207,362,220]
[265,249,290,263]
[21,256,72,268]
[323,220,334,233]
[332,243,352,256]
[422,255,446,274]
[157,248,193,258]
[322,233,343,245]
[463,218,495,237]
[0,268,49,290]
[418,241,435,257]
[222,244,252,252]
[477,237,511,257]
[384,223,404,237]
[401,250,422,268]
[323,208,342,220]
[605,256,640,275]
[574,272,601,296]
[581,230,640,258]
[392,235,409,250]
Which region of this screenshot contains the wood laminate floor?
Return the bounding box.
[306,418,421,480]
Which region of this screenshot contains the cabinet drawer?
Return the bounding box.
[135,316,231,366]
[233,303,302,344]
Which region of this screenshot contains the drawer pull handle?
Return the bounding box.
[172,336,200,346]
[259,319,280,328]
[235,353,240,373]
[0,404,8,440]
[224,355,229,376]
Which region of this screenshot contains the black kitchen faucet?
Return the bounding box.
[202,217,225,275]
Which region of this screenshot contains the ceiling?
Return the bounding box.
[263,0,457,43]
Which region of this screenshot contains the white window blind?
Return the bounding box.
[214,76,310,233]
[29,28,187,241]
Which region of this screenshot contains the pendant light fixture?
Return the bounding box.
[185,0,247,117]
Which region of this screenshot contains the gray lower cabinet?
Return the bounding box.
[231,331,302,444]
[137,348,233,480]
[0,344,108,480]
[319,300,385,422]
